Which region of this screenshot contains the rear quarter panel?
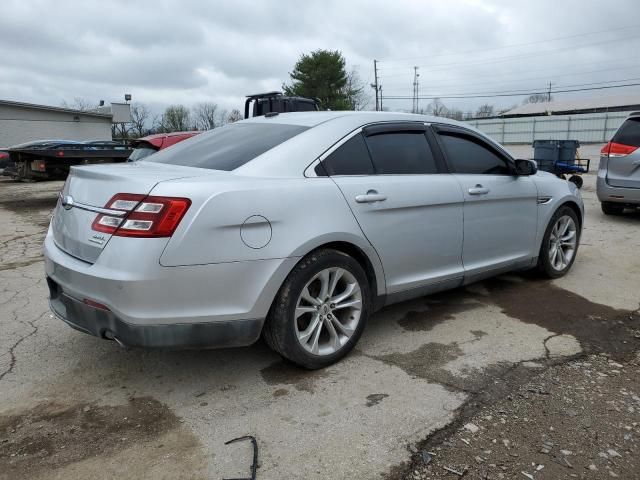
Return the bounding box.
[152,176,385,293]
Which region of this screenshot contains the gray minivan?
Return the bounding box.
[597,112,640,214]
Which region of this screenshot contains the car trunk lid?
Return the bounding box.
[51,162,213,263]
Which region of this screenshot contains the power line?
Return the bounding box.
[382,82,640,101]
[383,77,640,98]
[380,63,640,93]
[377,34,640,72]
[377,25,638,64]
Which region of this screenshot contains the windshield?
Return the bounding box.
[128,147,158,162]
[145,122,309,171]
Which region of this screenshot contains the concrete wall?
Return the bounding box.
[0,104,112,147]
[467,111,630,145]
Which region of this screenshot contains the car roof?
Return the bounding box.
[235,111,491,177]
[242,110,469,128]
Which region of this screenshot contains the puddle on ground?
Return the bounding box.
[260,360,330,393]
[393,276,639,362]
[373,342,467,392]
[0,196,58,214]
[395,290,482,332]
[481,277,640,361]
[0,396,203,479]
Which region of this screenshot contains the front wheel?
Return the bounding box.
[263,249,370,369]
[536,206,580,278]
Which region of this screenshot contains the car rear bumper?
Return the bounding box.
[47,276,262,348]
[43,229,299,348]
[596,175,640,205]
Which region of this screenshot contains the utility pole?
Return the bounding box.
[548,82,552,102]
[415,67,420,114]
[412,67,417,113]
[379,85,383,111]
[373,60,380,111]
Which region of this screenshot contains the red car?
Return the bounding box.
[128,131,201,161]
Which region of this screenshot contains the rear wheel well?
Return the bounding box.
[309,242,380,308]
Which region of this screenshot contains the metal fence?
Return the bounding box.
[466,111,631,144]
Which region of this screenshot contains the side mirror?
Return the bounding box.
[514,159,537,176]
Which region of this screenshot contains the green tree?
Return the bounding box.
[159,105,191,132]
[283,49,359,110]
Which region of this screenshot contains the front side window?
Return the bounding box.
[437,132,511,175]
[365,132,438,174]
[146,123,309,171]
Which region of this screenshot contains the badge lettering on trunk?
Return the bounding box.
[89,234,106,246]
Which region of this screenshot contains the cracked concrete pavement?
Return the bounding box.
[0,165,639,479]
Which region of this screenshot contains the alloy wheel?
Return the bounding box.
[294,267,362,356]
[548,215,577,271]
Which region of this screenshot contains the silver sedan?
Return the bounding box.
[44,112,583,368]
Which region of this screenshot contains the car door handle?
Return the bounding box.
[355,190,387,203]
[468,184,490,195]
[632,160,640,166]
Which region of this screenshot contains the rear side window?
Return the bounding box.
[145,123,308,171]
[365,132,438,174]
[318,133,374,176]
[438,133,511,174]
[612,118,640,147]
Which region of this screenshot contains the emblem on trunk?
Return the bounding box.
[61,195,74,210]
[89,234,106,246]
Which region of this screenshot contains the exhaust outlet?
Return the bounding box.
[103,330,126,348]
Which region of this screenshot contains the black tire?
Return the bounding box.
[536,205,581,279]
[262,248,371,369]
[568,175,583,189]
[601,202,624,216]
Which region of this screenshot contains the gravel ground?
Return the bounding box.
[394,353,640,479]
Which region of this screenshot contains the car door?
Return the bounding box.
[432,125,538,280]
[605,115,640,188]
[314,122,465,297]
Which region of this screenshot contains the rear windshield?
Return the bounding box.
[145,123,309,171]
[612,117,640,147]
[128,147,157,162]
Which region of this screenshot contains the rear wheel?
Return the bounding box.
[601,201,624,215]
[536,206,580,278]
[263,248,370,369]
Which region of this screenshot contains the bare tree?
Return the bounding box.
[444,109,464,121]
[427,98,448,117]
[130,103,151,138]
[344,69,370,111]
[475,104,495,118]
[192,102,220,130]
[224,108,244,124]
[61,97,94,111]
[160,105,191,132]
[524,93,552,104]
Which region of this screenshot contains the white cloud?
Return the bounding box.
[0,0,639,117]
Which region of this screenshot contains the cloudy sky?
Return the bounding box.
[1,0,639,118]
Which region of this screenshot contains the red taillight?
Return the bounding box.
[601,141,638,157]
[30,160,46,172]
[91,193,191,238]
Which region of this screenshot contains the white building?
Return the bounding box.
[0,99,118,147]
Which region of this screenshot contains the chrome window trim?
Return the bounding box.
[304,122,433,178]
